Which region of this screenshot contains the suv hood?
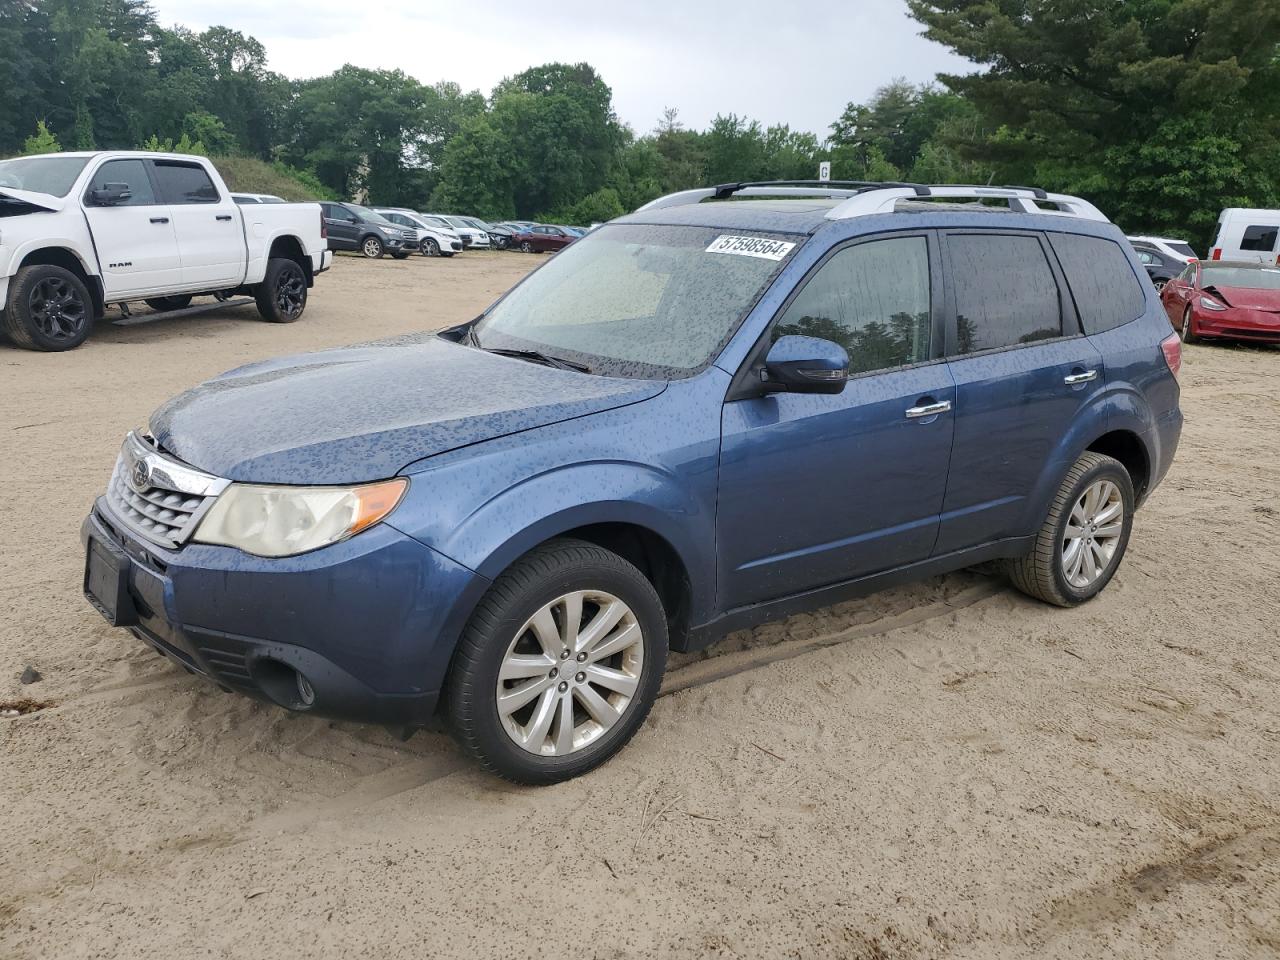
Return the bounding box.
[0,187,64,213]
[151,335,666,484]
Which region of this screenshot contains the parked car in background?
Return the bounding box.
[231,192,286,205]
[557,225,588,238]
[485,223,520,249]
[0,151,330,350]
[319,202,416,259]
[510,223,576,253]
[374,208,462,257]
[1128,238,1189,291]
[1160,258,1280,344]
[80,180,1181,783]
[1128,235,1196,263]
[426,214,490,249]
[1208,209,1280,264]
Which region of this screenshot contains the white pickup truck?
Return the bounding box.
[0,151,332,351]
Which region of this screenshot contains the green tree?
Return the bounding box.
[908,0,1280,241]
[22,119,61,155]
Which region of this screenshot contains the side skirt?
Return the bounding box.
[679,536,1033,654]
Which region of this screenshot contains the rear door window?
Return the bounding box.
[152,161,220,204]
[945,234,1062,354]
[1048,233,1146,334]
[1241,224,1279,252]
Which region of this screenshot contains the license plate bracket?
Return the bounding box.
[84,535,139,627]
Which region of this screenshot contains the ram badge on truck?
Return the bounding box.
[0,151,332,352]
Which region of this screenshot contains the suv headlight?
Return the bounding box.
[193,478,407,557]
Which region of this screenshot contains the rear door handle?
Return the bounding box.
[149,217,169,224]
[215,214,234,221]
[905,400,952,419]
[1064,369,1098,385]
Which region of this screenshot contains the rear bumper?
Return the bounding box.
[314,249,332,275]
[81,503,490,727]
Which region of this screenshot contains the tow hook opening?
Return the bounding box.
[251,658,316,711]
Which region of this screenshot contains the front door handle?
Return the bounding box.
[149,217,169,224]
[905,399,952,419]
[215,214,233,221]
[1064,369,1099,385]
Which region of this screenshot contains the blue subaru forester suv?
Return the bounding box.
[82,181,1183,783]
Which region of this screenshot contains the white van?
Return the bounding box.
[1209,208,1280,264]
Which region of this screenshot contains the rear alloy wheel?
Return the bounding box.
[1152,279,1167,292]
[361,236,384,259]
[144,294,193,312]
[1007,452,1134,607]
[2,264,93,351]
[446,539,667,784]
[255,257,307,323]
[1181,305,1201,345]
[421,238,439,257]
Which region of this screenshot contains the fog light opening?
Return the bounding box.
[250,657,317,712]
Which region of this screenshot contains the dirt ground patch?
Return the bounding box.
[2,252,1278,959]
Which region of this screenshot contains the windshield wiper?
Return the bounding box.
[482,346,592,373]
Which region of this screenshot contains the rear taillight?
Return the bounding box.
[1161,333,1182,380]
[320,210,327,240]
[1211,247,1222,260]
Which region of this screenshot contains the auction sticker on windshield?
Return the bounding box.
[705,235,796,261]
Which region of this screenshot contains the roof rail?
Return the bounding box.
[634,180,1109,223]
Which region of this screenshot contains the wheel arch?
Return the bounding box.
[15,246,105,318]
[267,234,312,283]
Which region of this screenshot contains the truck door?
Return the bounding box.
[151,159,246,289]
[81,158,182,299]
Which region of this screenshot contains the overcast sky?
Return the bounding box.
[147,0,974,136]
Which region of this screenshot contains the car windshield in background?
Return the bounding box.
[1203,266,1280,291]
[349,205,392,225]
[0,156,90,197]
[472,223,800,379]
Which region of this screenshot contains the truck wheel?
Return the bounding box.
[2,264,94,352]
[144,295,193,312]
[1006,452,1134,607]
[254,258,307,323]
[446,539,668,784]
[361,236,384,259]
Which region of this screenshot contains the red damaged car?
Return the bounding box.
[1161,259,1280,344]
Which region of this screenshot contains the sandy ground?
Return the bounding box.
[2,251,1279,959]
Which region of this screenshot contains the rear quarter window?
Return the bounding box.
[1048,233,1146,335]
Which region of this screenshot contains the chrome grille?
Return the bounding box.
[100,432,230,550]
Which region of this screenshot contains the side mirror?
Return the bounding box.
[761,335,849,395]
[89,182,132,206]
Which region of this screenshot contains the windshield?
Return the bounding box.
[0,156,90,198]
[349,204,392,225]
[472,223,800,379]
[1202,266,1280,291]
[464,217,491,230]
[444,216,470,229]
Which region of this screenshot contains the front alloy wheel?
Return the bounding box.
[29,275,88,343]
[520,240,534,253]
[446,539,668,784]
[497,590,645,756]
[1181,305,1201,344]
[362,236,384,259]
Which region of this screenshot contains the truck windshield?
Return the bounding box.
[472,223,801,379]
[0,156,90,197]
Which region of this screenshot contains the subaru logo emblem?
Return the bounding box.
[129,457,151,491]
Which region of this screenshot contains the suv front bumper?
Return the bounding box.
[81,503,489,726]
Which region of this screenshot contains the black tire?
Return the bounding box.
[520,240,534,253]
[360,235,384,259]
[421,238,440,257]
[143,294,193,312]
[1006,452,1135,607]
[391,251,410,260]
[442,251,456,258]
[1,264,94,352]
[445,538,668,784]
[1180,305,1201,345]
[254,258,307,323]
